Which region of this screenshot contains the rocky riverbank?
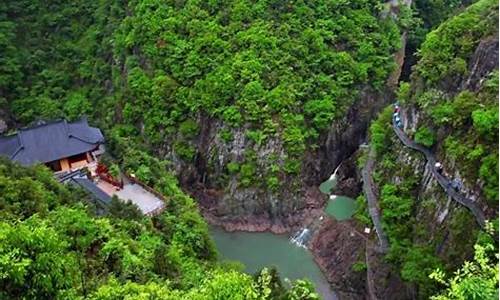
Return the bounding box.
[192,142,371,299]
[202,207,324,234]
[195,185,327,234]
[309,217,367,300]
[197,171,371,300]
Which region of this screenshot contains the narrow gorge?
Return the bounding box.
[0,0,497,299]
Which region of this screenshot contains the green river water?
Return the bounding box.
[325,195,356,220]
[210,226,337,300]
[209,174,356,300]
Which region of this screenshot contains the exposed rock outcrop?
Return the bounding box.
[0,108,12,134]
[171,87,389,232]
[309,218,366,300]
[461,36,499,92]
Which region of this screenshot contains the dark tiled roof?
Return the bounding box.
[0,118,104,166]
[71,177,112,206]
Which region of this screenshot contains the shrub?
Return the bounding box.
[352,262,367,272]
[222,106,242,126]
[136,165,153,184]
[179,119,200,138]
[174,141,196,161]
[472,108,498,138]
[227,162,240,174]
[64,91,92,120]
[246,130,267,146]
[304,97,336,130]
[479,154,499,203]
[283,159,301,175]
[219,129,233,143]
[266,176,279,191]
[240,163,257,187]
[370,106,393,155]
[397,82,411,103]
[414,126,436,147]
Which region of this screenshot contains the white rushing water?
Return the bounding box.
[290,227,311,248]
[329,162,342,181]
[320,162,343,194]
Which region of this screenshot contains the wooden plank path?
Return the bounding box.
[392,120,486,228]
[361,147,390,253]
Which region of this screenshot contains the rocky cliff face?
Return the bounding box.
[310,218,367,300]
[364,12,498,298]
[166,86,389,233]
[0,108,12,134]
[366,106,482,299]
[306,3,498,297]
[406,34,498,211]
[461,36,499,92]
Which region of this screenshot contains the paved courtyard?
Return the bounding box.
[97,180,164,215]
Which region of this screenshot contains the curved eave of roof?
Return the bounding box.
[0,118,105,166]
[10,146,24,160]
[0,135,22,160]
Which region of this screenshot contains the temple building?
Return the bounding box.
[0,118,105,173]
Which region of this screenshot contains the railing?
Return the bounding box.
[55,168,88,183]
[96,163,123,188]
[123,173,167,217]
[362,147,390,253]
[145,203,166,217]
[392,118,486,228]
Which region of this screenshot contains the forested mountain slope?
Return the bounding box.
[356,0,498,298]
[0,1,403,298]
[1,0,403,230]
[0,0,498,299]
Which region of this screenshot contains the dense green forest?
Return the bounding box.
[0,1,403,298]
[1,0,402,189]
[0,0,498,299]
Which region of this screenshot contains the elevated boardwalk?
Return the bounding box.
[362,147,390,253]
[392,121,486,227]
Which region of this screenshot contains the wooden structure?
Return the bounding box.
[0,118,105,173]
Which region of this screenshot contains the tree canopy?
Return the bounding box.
[0,158,319,299]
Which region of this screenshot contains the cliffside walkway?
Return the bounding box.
[362,147,390,253]
[392,120,486,228]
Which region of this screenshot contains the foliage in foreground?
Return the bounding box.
[0,159,319,299]
[429,223,499,300]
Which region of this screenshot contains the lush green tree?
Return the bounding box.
[401,247,442,293]
[397,82,411,103]
[430,226,498,300]
[1,0,402,191]
[0,218,80,299]
[64,91,92,121]
[414,126,436,147]
[472,108,498,138]
[370,106,394,156]
[108,196,143,221]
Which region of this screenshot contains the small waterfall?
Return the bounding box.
[329,162,342,181]
[290,227,311,248]
[320,162,343,195]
